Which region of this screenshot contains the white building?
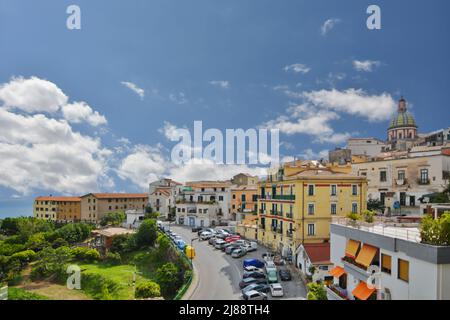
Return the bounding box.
[148,178,182,220]
[352,145,450,215]
[327,216,450,300]
[175,181,232,227]
[125,209,145,229]
[295,243,332,283]
[347,138,387,157]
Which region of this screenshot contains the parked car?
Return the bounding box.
[243,271,265,279]
[214,239,227,250]
[266,269,278,284]
[243,259,265,269]
[262,252,275,260]
[225,235,241,243]
[279,269,292,281]
[175,240,186,251]
[270,283,284,297]
[239,277,266,289]
[241,283,270,294]
[208,236,217,245]
[264,260,277,272]
[242,290,267,301]
[243,265,264,273]
[242,241,258,252]
[192,226,203,233]
[231,248,246,258]
[225,244,242,254]
[200,231,213,240]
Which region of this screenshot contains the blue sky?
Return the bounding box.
[0,0,449,217]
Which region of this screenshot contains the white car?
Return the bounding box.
[200,231,213,240]
[243,241,258,252]
[243,265,264,273]
[270,283,284,297]
[214,239,226,249]
[242,290,267,301]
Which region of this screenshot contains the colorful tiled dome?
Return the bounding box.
[389,111,417,129]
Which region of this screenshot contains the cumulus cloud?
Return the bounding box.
[169,92,188,105]
[321,18,340,36]
[298,149,329,160]
[121,81,145,99]
[284,63,311,74]
[302,88,396,121]
[209,80,230,89]
[117,146,166,189]
[62,102,107,126]
[0,108,111,194]
[0,76,68,113]
[353,60,381,72]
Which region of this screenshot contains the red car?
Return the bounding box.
[225,235,241,243]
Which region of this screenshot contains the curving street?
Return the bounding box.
[169,225,307,300]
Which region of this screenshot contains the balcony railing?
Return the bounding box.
[326,285,348,300]
[272,195,296,201]
[418,178,430,185]
[332,217,421,243]
[176,199,218,205]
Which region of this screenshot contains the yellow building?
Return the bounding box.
[231,185,259,221]
[33,196,81,221]
[80,193,148,223]
[257,161,367,257]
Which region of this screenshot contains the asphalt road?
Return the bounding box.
[169,225,307,300]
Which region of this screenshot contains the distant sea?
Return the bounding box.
[0,197,33,219]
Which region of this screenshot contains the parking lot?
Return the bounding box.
[166,224,307,300]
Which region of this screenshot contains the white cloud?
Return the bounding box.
[62,102,107,127]
[0,108,111,194]
[0,76,68,113]
[353,60,381,72]
[321,18,340,36]
[209,80,230,89]
[117,146,166,189]
[284,63,311,74]
[159,121,183,140]
[169,92,188,105]
[298,149,329,160]
[303,88,396,121]
[121,81,145,99]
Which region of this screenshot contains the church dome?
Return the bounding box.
[388,97,417,129]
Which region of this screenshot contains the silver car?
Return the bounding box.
[242,290,267,300]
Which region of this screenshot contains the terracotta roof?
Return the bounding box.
[303,243,331,265]
[35,196,81,202]
[82,193,148,199]
[151,188,172,197]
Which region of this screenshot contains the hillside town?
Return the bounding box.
[22,97,450,300]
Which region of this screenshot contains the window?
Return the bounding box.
[308,185,315,196]
[398,259,409,282]
[331,203,337,215]
[398,170,405,181]
[219,196,224,201]
[307,224,315,236]
[381,254,391,274]
[420,169,429,184]
[331,185,337,196]
[352,203,358,214]
[380,171,387,182]
[308,203,315,215]
[232,194,236,199]
[241,194,246,202]
[352,185,358,196]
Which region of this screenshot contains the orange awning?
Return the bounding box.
[355,244,378,268]
[345,239,360,259]
[329,266,345,278]
[352,281,376,300]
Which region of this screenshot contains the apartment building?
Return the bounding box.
[231,185,259,222]
[33,196,81,221]
[328,216,450,300]
[352,145,450,215]
[148,178,182,220]
[175,181,232,227]
[231,173,259,186]
[80,193,148,223]
[257,161,367,260]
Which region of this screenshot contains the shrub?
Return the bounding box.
[362,210,376,223]
[71,247,100,262]
[347,212,361,222]
[10,250,37,265]
[110,234,135,253]
[156,262,182,298]
[307,282,327,300]
[81,273,119,300]
[30,246,72,282]
[105,251,121,265]
[135,280,161,299]
[52,237,69,249]
[25,233,49,251]
[421,212,450,246]
[135,219,157,248]
[7,287,49,300]
[56,223,93,244]
[100,212,126,227]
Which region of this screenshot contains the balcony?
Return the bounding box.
[395,179,407,186]
[418,178,430,185]
[176,199,218,205]
[341,256,370,282]
[272,195,296,201]
[326,285,347,300]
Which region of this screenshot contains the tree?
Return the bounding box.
[367,199,385,213]
[307,282,327,300]
[145,211,160,220]
[156,262,182,298]
[135,219,157,248]
[100,212,126,227]
[135,280,161,299]
[31,246,73,282]
[56,223,92,244]
[110,234,133,253]
[105,252,121,265]
[25,233,49,251]
[71,247,100,262]
[10,250,37,266]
